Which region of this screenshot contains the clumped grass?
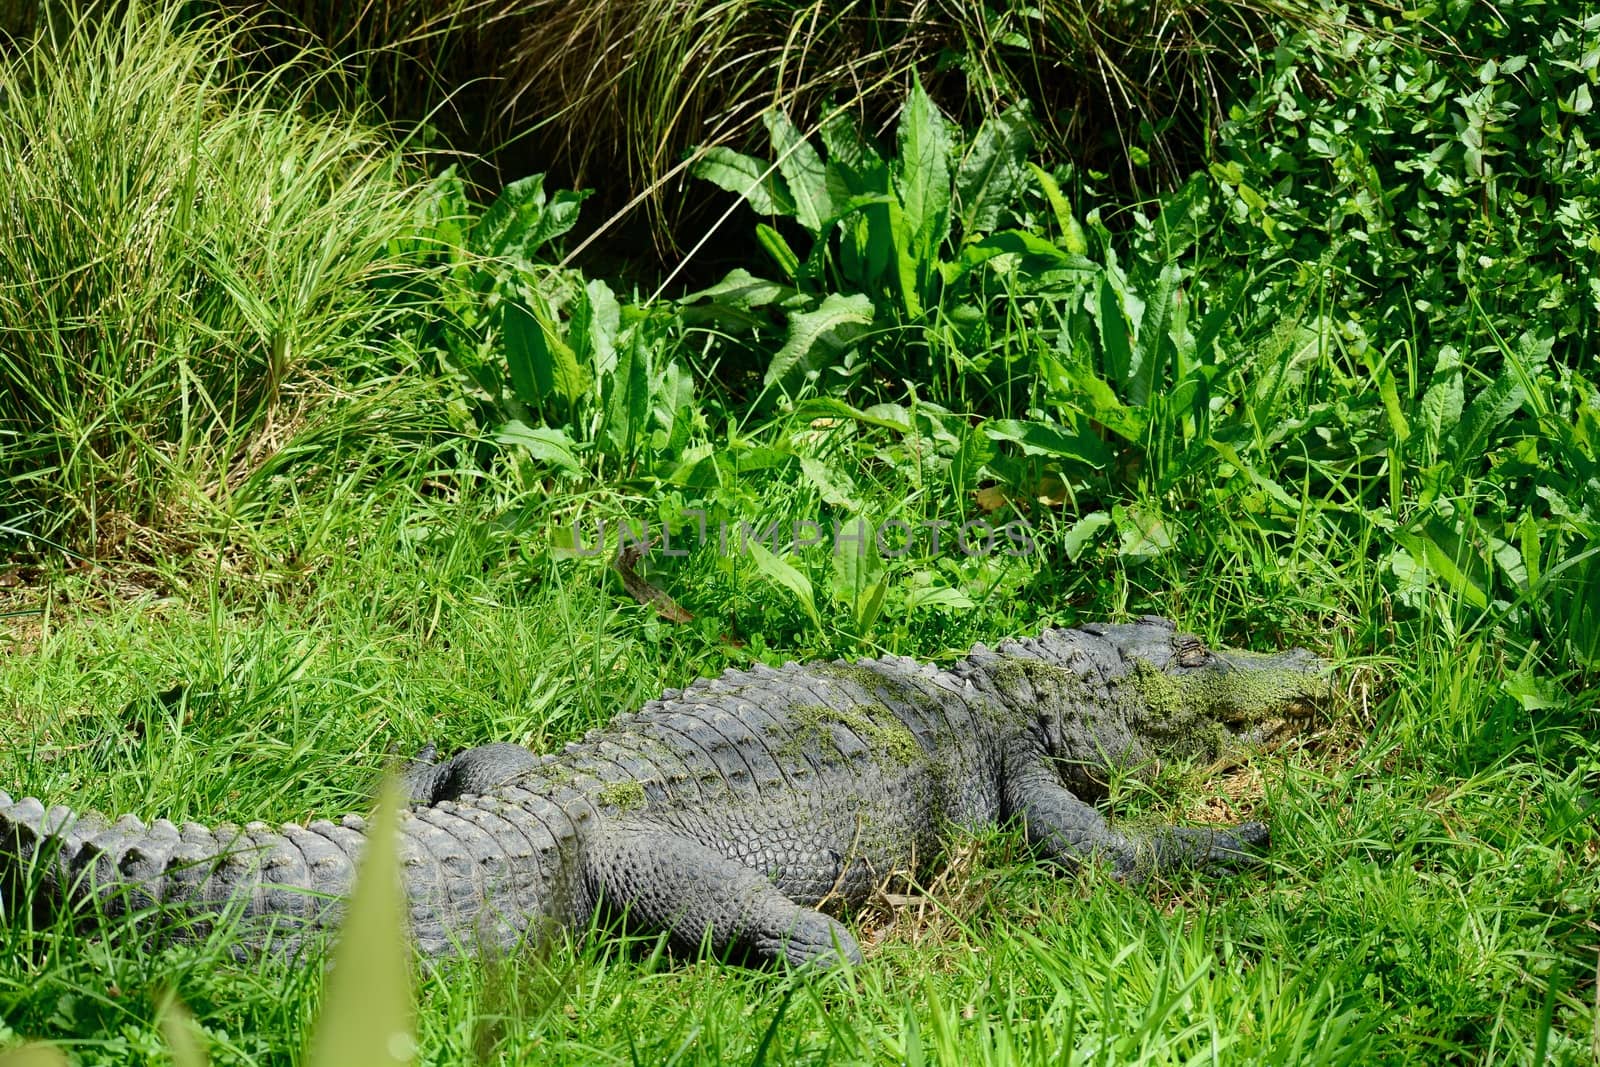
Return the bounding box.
[204,0,1348,244]
[0,2,435,555]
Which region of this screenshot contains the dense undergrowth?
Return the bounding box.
[1,1,1596,1064]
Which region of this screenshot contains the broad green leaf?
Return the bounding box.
[500,300,543,408]
[904,585,975,612]
[1448,369,1526,459]
[885,200,924,318]
[678,268,796,309]
[764,110,833,236]
[863,404,914,432]
[949,425,996,493]
[418,167,473,261]
[819,110,878,176]
[746,540,822,630]
[1064,510,1112,561]
[603,329,652,460]
[1209,440,1300,511]
[471,172,547,257]
[765,292,875,387]
[1060,356,1144,443]
[1487,528,1527,590]
[1394,527,1488,609]
[793,397,915,432]
[654,361,699,456]
[1096,274,1134,386]
[663,449,720,488]
[955,103,1034,236]
[495,420,583,473]
[895,80,952,256]
[1128,262,1181,406]
[571,279,620,378]
[829,516,887,629]
[501,295,589,410]
[1028,163,1088,254]
[983,419,1112,468]
[853,577,890,631]
[800,455,861,510]
[1517,511,1541,587]
[972,229,1081,262]
[1113,505,1173,560]
[1559,550,1600,669]
[535,190,591,254]
[1151,174,1213,257]
[731,442,797,472]
[1377,367,1410,443]
[471,174,590,261]
[756,223,801,282]
[821,112,891,261]
[944,229,1094,288]
[1501,670,1558,711]
[838,212,871,287]
[303,777,414,1067]
[691,147,795,216]
[860,201,897,291]
[1185,272,1249,371]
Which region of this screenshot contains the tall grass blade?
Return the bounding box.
[303,776,414,1067]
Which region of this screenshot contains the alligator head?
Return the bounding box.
[1100,616,1330,765]
[994,616,1332,779]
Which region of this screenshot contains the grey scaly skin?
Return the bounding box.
[0,617,1329,967]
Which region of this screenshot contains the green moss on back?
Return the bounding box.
[597,780,647,812]
[784,702,923,769]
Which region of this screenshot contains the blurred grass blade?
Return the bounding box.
[158,991,210,1067]
[303,776,414,1067]
[0,1049,70,1067]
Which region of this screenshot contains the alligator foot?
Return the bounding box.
[1135,820,1271,877]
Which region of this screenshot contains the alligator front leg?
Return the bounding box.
[581,823,861,968]
[1003,758,1269,880]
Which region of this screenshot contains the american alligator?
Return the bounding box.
[0,617,1327,967]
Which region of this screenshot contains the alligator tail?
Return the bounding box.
[0,790,365,948]
[0,789,564,956]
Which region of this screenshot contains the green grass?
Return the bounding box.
[1,456,1595,1063]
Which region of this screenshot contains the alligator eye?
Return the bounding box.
[1176,637,1209,668]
